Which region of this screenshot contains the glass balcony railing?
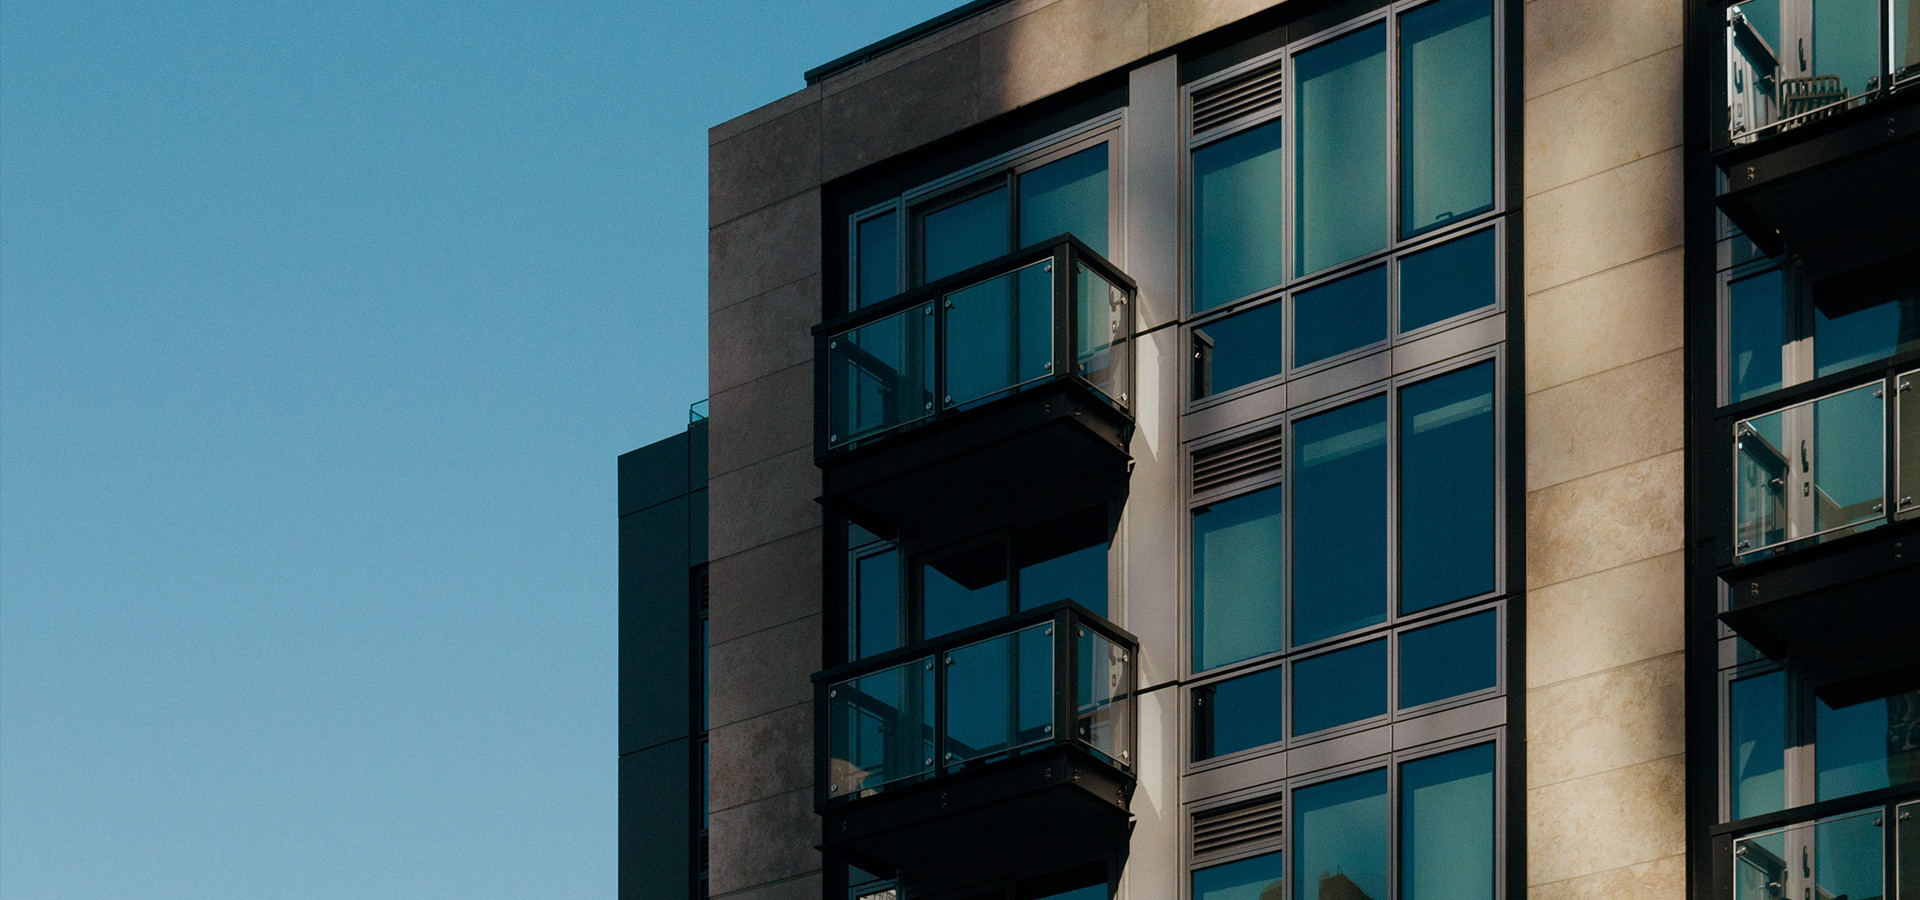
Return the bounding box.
[1734,379,1895,557]
[819,601,1135,802]
[1727,0,1920,143]
[822,236,1133,451]
[1733,806,1888,900]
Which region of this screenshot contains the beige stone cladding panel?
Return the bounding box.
[1526,551,1683,689]
[1524,149,1682,295]
[821,40,986,181]
[1525,450,1683,592]
[1525,349,1683,491]
[1525,45,1683,195]
[1146,0,1286,52]
[1528,854,1684,900]
[711,189,822,315]
[977,0,1149,112]
[1525,653,1685,787]
[710,703,815,814]
[1524,0,1681,99]
[708,787,822,896]
[1527,755,1685,887]
[710,102,824,229]
[1524,249,1682,394]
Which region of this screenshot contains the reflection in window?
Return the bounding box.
[943,261,1055,407]
[1729,670,1786,819]
[1193,664,1286,761]
[1194,850,1285,900]
[1193,486,1286,671]
[1294,769,1388,900]
[1400,0,1494,237]
[857,210,899,309]
[1293,396,1389,645]
[1192,299,1287,401]
[921,543,1008,639]
[922,187,1010,284]
[1813,258,1920,378]
[1020,146,1110,256]
[1017,508,1110,616]
[1815,689,1920,801]
[1296,23,1388,276]
[1728,269,1786,402]
[1399,363,1497,612]
[1194,121,1287,311]
[1400,744,1496,900]
[1294,265,1388,368]
[1292,639,1388,736]
[1397,610,1497,708]
[1398,227,1497,333]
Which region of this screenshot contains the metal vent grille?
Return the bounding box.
[1193,795,1285,860]
[1193,429,1285,495]
[1192,63,1284,136]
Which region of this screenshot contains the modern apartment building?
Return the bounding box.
[623,0,1920,898]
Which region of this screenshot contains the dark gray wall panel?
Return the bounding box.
[620,433,691,517]
[620,739,693,900]
[621,496,692,754]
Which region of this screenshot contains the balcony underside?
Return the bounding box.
[819,379,1132,539]
[820,743,1132,876]
[1720,520,1920,699]
[1716,91,1920,257]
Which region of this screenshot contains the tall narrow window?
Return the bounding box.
[1400,744,1497,900]
[1294,770,1388,900]
[1296,23,1388,276]
[1399,0,1494,237]
[1019,146,1110,256]
[1728,670,1787,819]
[1293,396,1389,644]
[1398,362,1497,613]
[1193,121,1287,311]
[1193,485,1286,671]
[856,210,900,309]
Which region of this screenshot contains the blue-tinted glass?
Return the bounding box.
[921,543,1008,640]
[857,211,899,309]
[1194,850,1285,900]
[944,261,1054,406]
[1729,270,1785,401]
[854,548,901,659]
[1398,610,1497,708]
[1401,0,1494,237]
[1194,122,1286,311]
[1816,689,1920,801]
[922,186,1010,283]
[1812,0,1880,106]
[1401,744,1496,900]
[1729,670,1786,819]
[1018,510,1109,616]
[1020,145,1109,255]
[1294,265,1388,368]
[1814,291,1920,378]
[1193,486,1286,671]
[1296,24,1388,276]
[1032,887,1107,900]
[1399,228,1497,332]
[1192,300,1286,400]
[1294,769,1388,900]
[945,623,1053,764]
[1193,665,1285,761]
[1293,397,1388,644]
[1292,639,1387,736]
[1399,363,1497,613]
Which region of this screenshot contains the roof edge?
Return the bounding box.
[803,0,1015,85]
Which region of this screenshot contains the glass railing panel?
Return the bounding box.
[944,622,1055,767]
[1900,370,1919,520]
[828,303,935,447]
[1734,381,1886,554]
[1735,808,1887,900]
[1072,262,1129,406]
[1728,0,1915,141]
[1076,624,1131,765]
[1898,800,1919,900]
[827,656,936,798]
[943,260,1054,408]
[1728,0,1784,139]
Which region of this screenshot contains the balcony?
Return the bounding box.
[1716,0,1920,255]
[814,601,1136,875]
[1717,796,1919,900]
[1720,369,1920,666]
[815,235,1135,539]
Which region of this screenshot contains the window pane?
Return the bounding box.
[1399,363,1497,613]
[1193,486,1286,671]
[1399,227,1497,333]
[828,303,935,445]
[945,623,1054,765]
[1400,0,1494,237]
[1401,744,1496,900]
[1729,670,1786,819]
[857,211,899,309]
[944,260,1054,407]
[1193,300,1286,401]
[853,548,901,659]
[1729,269,1786,402]
[1292,638,1387,736]
[1294,396,1389,644]
[922,543,1008,640]
[922,186,1010,284]
[1018,508,1109,616]
[1814,289,1920,379]
[1810,382,1886,534]
[1019,145,1109,255]
[1815,688,1920,801]
[1296,23,1388,276]
[1193,665,1285,761]
[1294,264,1388,368]
[1194,122,1287,311]
[1294,769,1388,900]
[1398,610,1497,708]
[1194,850,1285,900]
[1812,0,1881,107]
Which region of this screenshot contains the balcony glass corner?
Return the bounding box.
[1072,259,1130,408]
[1733,379,1887,558]
[1725,0,1920,144]
[826,656,935,799]
[1899,368,1919,519]
[1075,624,1132,766]
[828,303,935,448]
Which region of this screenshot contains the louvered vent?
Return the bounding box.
[1193,795,1286,861]
[1193,429,1285,495]
[1192,62,1284,136]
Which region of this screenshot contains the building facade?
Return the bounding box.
[624,0,1919,898]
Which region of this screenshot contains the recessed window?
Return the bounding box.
[1399,0,1495,238]
[922,542,1011,639]
[1193,664,1286,761]
[1398,226,1497,333]
[1293,264,1389,368]
[1728,669,1787,820]
[1398,361,1497,613]
[856,210,900,309]
[922,187,1011,284]
[1399,744,1497,900]
[1726,268,1786,402]
[1192,299,1287,401]
[1020,145,1110,257]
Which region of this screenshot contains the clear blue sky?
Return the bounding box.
[0,2,962,896]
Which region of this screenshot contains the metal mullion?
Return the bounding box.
[1056,609,1075,754]
[1055,244,1074,385]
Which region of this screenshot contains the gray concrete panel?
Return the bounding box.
[708,528,822,646]
[710,363,813,480]
[708,787,821,896]
[708,275,821,396]
[709,613,821,730]
[710,102,823,228]
[821,40,983,181]
[710,190,822,314]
